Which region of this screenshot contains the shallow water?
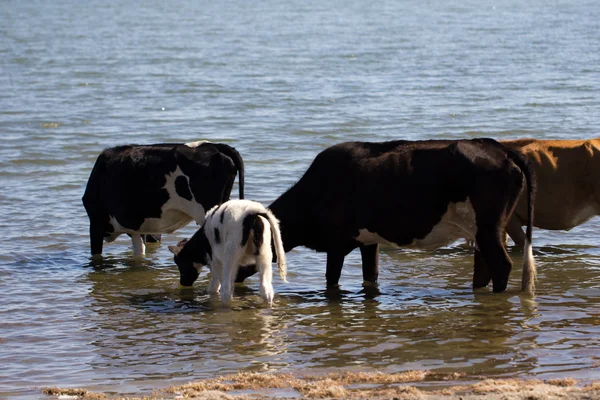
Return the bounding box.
[1,0,600,397]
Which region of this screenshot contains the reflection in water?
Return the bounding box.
[1,240,598,398]
[78,244,600,394]
[82,257,291,385]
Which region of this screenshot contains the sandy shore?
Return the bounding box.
[42,371,600,399]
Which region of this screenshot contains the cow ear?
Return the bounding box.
[168,245,182,256]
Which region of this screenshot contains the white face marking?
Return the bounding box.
[184,140,210,148]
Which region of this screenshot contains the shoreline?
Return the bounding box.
[41,371,600,399]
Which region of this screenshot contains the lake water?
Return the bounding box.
[1,0,599,397]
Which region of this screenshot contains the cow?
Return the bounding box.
[500,138,600,245]
[168,200,287,307]
[235,139,537,294]
[82,141,244,256]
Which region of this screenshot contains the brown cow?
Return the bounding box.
[502,138,600,245]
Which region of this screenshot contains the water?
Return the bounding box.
[1,0,600,397]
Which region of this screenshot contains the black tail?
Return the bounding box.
[505,145,537,294]
[506,148,536,243]
[213,143,245,199]
[241,213,263,250]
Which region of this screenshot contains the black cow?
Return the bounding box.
[239,139,537,294]
[82,141,244,256]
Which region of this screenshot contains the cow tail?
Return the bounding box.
[507,148,537,295]
[213,143,245,199]
[263,210,288,283]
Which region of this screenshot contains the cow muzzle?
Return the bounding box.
[179,269,199,287]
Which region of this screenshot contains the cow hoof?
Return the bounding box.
[492,281,508,293]
[362,280,379,287]
[473,281,490,289]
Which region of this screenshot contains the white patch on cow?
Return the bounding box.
[353,200,477,250]
[185,140,210,148]
[131,233,146,256]
[107,167,207,246]
[410,199,477,249]
[355,229,393,246]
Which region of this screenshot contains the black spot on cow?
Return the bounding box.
[214,227,221,244]
[220,205,227,224]
[175,175,192,201]
[241,213,255,247]
[241,213,267,255]
[252,214,265,255]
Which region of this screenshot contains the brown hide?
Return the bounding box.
[502,138,600,245]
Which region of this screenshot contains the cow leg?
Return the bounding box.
[326,251,346,288]
[257,249,274,306]
[89,219,105,256]
[471,165,525,292]
[144,234,162,243]
[505,217,526,247]
[235,264,258,282]
[131,234,146,256]
[208,262,222,294]
[221,253,242,306]
[360,244,379,285]
[473,248,492,288]
[476,228,512,292]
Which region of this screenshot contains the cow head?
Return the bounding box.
[168,233,211,287]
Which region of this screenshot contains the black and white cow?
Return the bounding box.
[82,141,244,256]
[239,139,537,294]
[169,199,287,306]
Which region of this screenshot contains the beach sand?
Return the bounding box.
[42,371,600,399]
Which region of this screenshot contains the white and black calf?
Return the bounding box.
[239,139,537,294]
[82,141,244,256]
[169,200,287,306]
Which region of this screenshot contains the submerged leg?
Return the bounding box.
[208,263,222,294]
[257,252,274,306]
[221,254,241,306]
[470,167,523,292]
[89,218,105,256]
[476,229,512,292]
[360,244,379,285]
[326,251,346,288]
[235,264,258,282]
[144,234,162,243]
[473,248,492,289]
[131,233,146,256]
[505,217,526,247]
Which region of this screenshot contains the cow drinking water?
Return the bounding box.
[169,199,287,307]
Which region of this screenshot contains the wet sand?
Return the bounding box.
[42,371,600,399]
